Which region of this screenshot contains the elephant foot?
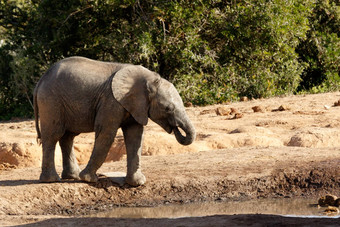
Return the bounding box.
[40,169,61,183]
[126,170,146,186]
[62,168,81,180]
[79,169,98,183]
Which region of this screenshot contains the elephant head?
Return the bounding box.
[111,65,196,145]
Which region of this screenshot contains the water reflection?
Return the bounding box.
[90,198,340,219]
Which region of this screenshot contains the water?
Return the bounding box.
[90,198,340,219]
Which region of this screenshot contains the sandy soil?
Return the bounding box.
[0,92,340,226]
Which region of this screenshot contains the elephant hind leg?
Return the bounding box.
[60,131,81,180]
[40,137,61,182]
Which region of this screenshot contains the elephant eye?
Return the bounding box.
[165,104,175,113]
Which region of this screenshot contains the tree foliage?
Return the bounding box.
[296,0,340,92]
[0,0,339,119]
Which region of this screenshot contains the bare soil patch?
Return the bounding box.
[1,92,340,226]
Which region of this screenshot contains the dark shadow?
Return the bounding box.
[16,214,340,227]
[0,179,39,186]
[0,118,33,124]
[0,176,128,188]
[0,179,87,187]
[91,176,131,189]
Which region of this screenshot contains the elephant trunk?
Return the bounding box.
[173,117,196,146]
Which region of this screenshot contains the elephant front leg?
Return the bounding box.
[122,123,146,186]
[79,130,116,183]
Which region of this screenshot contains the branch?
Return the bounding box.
[60,5,93,28]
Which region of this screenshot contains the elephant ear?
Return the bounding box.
[111,65,161,126]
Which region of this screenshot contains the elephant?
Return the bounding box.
[33,56,196,186]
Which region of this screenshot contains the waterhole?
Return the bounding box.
[89,198,340,219]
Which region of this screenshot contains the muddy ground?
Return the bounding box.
[0,92,339,226]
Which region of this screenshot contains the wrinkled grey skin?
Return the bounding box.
[33,56,195,186]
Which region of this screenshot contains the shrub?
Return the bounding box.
[0,0,338,119]
[296,0,340,92]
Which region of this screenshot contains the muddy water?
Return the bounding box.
[90,198,340,219]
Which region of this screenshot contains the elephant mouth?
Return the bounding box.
[161,123,173,134]
[154,121,172,134]
[154,119,195,146]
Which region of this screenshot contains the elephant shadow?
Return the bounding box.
[0,179,90,187]
[0,179,40,187]
[0,173,132,188]
[92,174,140,189]
[90,171,139,189]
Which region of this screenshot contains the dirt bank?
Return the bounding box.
[1,92,340,225]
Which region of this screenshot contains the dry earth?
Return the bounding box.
[0,92,340,226]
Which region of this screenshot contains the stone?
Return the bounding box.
[334,99,340,106]
[216,107,231,116]
[323,206,339,215]
[318,194,338,207]
[252,106,264,113]
[233,113,243,119]
[184,102,193,107]
[240,96,248,102]
[272,105,290,112]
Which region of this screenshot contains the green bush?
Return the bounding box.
[211,0,314,99]
[296,0,340,92]
[0,0,339,119]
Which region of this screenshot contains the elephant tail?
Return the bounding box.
[33,86,42,145]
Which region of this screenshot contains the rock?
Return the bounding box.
[0,163,16,170]
[200,109,215,115]
[216,107,231,116]
[323,206,339,215]
[230,108,238,114]
[12,143,25,156]
[324,105,331,110]
[287,128,340,148]
[223,108,243,120]
[252,106,264,113]
[240,96,248,102]
[272,105,290,112]
[232,113,243,119]
[334,99,340,106]
[335,198,340,207]
[184,102,193,107]
[318,194,338,207]
[278,105,290,111]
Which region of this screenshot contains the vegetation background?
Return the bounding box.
[0,0,339,120]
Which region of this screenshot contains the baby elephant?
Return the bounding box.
[34,56,195,186]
